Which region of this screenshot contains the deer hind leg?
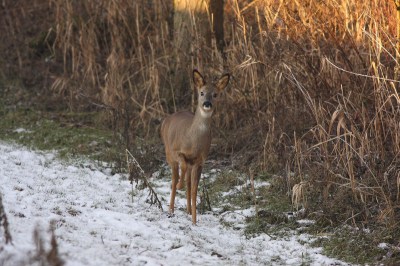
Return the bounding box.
[191,165,203,225]
[169,162,179,213]
[170,155,186,190]
[177,164,186,191]
[177,174,185,190]
[177,154,187,190]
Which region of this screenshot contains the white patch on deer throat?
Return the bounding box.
[200,108,212,118]
[199,124,208,131]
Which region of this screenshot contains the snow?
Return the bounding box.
[0,141,349,265]
[13,128,35,134]
[297,220,315,225]
[378,243,389,249]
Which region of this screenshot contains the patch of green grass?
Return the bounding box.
[201,172,252,211]
[0,90,146,173]
[0,102,113,159]
[242,190,296,240]
[308,225,399,264]
[198,170,296,238]
[0,88,168,177]
[170,239,183,250]
[67,207,81,217]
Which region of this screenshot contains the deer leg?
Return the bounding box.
[186,166,192,214]
[170,155,186,190]
[191,165,203,225]
[177,154,187,190]
[169,162,179,213]
[177,156,187,190]
[177,175,185,190]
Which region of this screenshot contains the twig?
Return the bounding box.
[126,149,163,210]
[0,193,12,244]
[138,249,149,255]
[126,150,134,203]
[392,241,400,257]
[324,57,400,83]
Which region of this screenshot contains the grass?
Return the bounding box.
[0,89,162,175]
[308,223,400,264]
[193,166,400,264]
[0,91,112,160]
[310,228,384,264]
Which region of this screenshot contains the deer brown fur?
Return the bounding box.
[161,69,230,225]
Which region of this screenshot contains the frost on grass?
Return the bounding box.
[0,141,349,266]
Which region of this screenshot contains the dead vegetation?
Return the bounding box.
[1,0,400,247]
[0,194,12,245]
[0,193,63,265]
[32,221,64,266]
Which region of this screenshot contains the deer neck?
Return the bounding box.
[189,106,212,134]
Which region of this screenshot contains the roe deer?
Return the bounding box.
[161,69,230,225]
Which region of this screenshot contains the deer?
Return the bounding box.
[161,69,230,225]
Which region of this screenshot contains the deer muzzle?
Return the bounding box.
[203,101,212,110]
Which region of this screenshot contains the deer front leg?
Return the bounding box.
[169,163,179,213]
[191,165,203,225]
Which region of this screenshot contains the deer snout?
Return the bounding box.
[203,101,212,110]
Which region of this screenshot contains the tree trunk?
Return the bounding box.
[173,0,208,99]
[395,0,400,87]
[172,0,224,100]
[210,0,224,51]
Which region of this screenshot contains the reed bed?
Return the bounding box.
[1,0,399,231]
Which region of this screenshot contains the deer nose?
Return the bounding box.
[203,101,212,109]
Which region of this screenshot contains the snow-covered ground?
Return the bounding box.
[0,141,348,266]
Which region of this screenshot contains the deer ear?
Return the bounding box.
[193,70,205,88]
[215,74,230,90]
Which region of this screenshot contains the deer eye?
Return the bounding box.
[200,92,204,96]
[213,93,217,98]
